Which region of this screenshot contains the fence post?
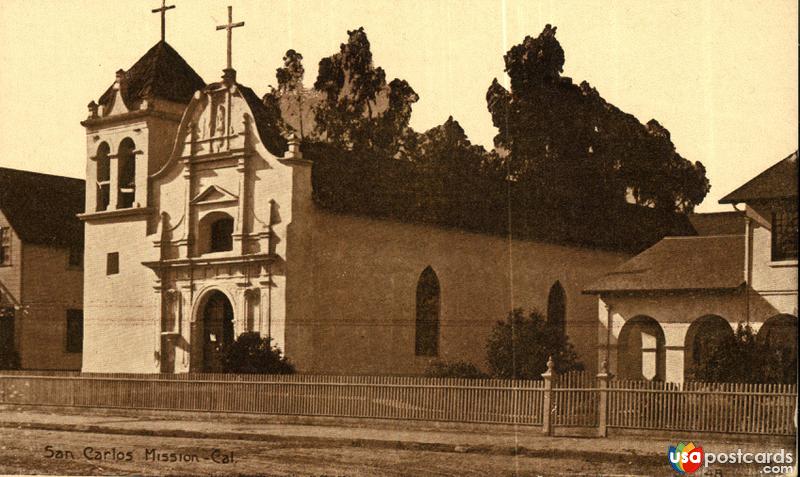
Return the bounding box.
[596,359,612,437]
[541,356,555,436]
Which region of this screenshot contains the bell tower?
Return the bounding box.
[80,42,205,216]
[78,3,207,372]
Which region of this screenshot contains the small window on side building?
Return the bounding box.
[66,309,83,353]
[772,202,798,261]
[0,227,10,266]
[68,246,83,268]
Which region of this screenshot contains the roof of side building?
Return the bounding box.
[583,234,745,294]
[720,151,798,204]
[0,168,85,248]
[688,211,745,236]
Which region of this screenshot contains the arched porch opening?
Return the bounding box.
[684,314,735,381]
[758,314,798,383]
[617,315,666,381]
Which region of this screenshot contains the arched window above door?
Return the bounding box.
[198,211,235,255]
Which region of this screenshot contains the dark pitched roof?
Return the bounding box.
[689,211,745,236]
[98,41,206,108]
[720,151,798,204]
[584,235,745,294]
[238,83,288,158]
[0,168,85,248]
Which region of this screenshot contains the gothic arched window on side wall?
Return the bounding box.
[96,142,111,211]
[117,138,136,209]
[547,281,566,338]
[415,266,440,357]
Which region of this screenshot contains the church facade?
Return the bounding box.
[77,37,652,375]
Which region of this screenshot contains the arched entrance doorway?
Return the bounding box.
[200,291,234,372]
[617,315,666,381]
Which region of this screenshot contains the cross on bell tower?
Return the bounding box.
[151,0,176,42]
[216,5,245,83]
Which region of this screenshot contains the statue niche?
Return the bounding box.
[215,103,226,137]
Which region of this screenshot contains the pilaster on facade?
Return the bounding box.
[109,153,120,210]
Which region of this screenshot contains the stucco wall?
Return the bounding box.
[285,209,629,376]
[747,205,798,317]
[82,217,159,372]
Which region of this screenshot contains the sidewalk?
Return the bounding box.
[0,405,793,460]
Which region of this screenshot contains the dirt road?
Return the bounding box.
[0,426,669,476]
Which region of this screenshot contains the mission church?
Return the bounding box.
[78,5,707,375]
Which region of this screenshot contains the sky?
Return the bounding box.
[0,0,796,212]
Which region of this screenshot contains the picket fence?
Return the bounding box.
[0,370,795,436]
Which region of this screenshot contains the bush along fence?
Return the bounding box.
[0,359,795,437]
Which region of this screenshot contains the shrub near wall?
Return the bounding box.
[424,360,488,379]
[486,308,584,379]
[221,332,295,374]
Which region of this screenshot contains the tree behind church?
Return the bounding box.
[268,27,699,253]
[486,24,710,213]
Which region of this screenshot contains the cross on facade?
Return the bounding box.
[151,0,176,42]
[216,6,245,71]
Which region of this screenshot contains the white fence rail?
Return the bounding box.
[0,372,794,436]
